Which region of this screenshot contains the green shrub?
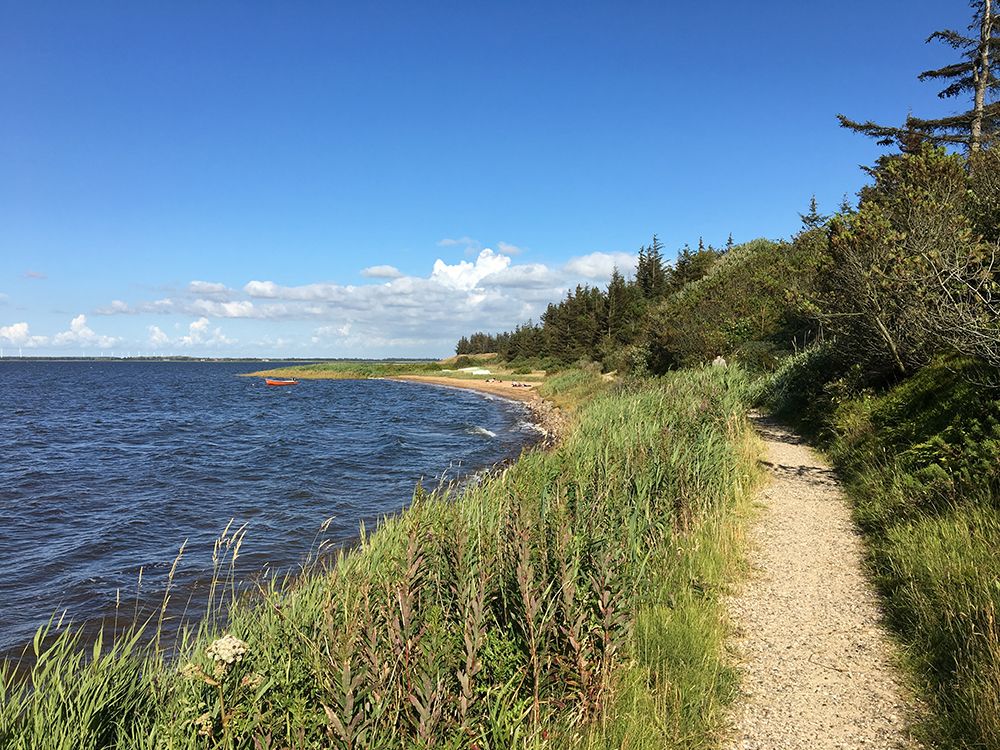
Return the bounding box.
[453,355,481,369]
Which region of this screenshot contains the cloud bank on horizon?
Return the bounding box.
[0,245,637,358]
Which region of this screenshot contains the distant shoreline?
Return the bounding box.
[241,362,567,441]
[387,373,539,403]
[388,375,567,443]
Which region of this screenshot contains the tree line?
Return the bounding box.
[458,139,998,381]
[456,1,1000,382]
[453,237,730,371]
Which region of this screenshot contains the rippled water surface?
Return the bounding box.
[0,361,533,652]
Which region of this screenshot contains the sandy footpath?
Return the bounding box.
[724,412,923,750]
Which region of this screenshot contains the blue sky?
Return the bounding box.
[0,0,979,358]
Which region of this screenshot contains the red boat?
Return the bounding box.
[265,378,298,386]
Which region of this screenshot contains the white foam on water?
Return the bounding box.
[467,426,497,438]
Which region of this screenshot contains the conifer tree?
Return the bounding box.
[605,267,628,339]
[798,195,830,230]
[635,235,666,299]
[839,0,1000,152]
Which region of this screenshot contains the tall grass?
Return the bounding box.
[2,366,763,749]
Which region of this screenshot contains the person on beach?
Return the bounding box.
[712,353,727,369]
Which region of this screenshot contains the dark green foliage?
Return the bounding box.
[818,145,1000,377]
[753,343,855,438]
[646,238,824,372]
[452,355,483,369]
[455,234,821,376]
[540,285,608,363]
[854,358,1000,508]
[968,142,1000,243]
[798,195,829,231]
[664,243,721,294]
[456,332,509,356]
[635,236,667,300]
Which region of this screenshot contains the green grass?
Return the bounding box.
[2,365,764,749]
[244,360,547,385]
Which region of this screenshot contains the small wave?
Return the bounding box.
[467,426,497,438]
[514,419,542,434]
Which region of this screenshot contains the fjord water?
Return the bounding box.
[0,361,534,653]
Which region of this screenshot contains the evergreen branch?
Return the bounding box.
[926,28,969,48]
[920,62,975,82]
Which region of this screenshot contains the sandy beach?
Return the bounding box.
[389,374,540,402]
[389,375,566,442]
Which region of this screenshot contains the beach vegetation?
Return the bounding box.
[244,361,448,380]
[454,231,827,377]
[1,366,763,749]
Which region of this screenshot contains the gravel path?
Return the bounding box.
[724,412,923,750]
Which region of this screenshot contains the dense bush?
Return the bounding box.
[819,146,999,377]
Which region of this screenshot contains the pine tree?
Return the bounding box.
[635,235,666,300]
[798,195,830,230]
[606,267,628,339]
[666,243,721,292]
[839,1,1000,152]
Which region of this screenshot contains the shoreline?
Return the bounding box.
[388,374,568,443]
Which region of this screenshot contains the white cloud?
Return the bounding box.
[437,236,480,249]
[101,298,260,319]
[0,293,8,305]
[90,243,644,356]
[95,300,133,314]
[243,281,343,302]
[178,317,235,347]
[143,318,235,348]
[430,248,510,290]
[0,322,48,347]
[243,281,282,299]
[314,324,349,338]
[479,263,563,289]
[563,251,637,281]
[24,270,46,279]
[497,241,526,256]
[360,265,403,279]
[51,314,121,349]
[147,326,171,348]
[186,281,240,301]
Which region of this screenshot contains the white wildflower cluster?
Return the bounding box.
[206,634,248,665]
